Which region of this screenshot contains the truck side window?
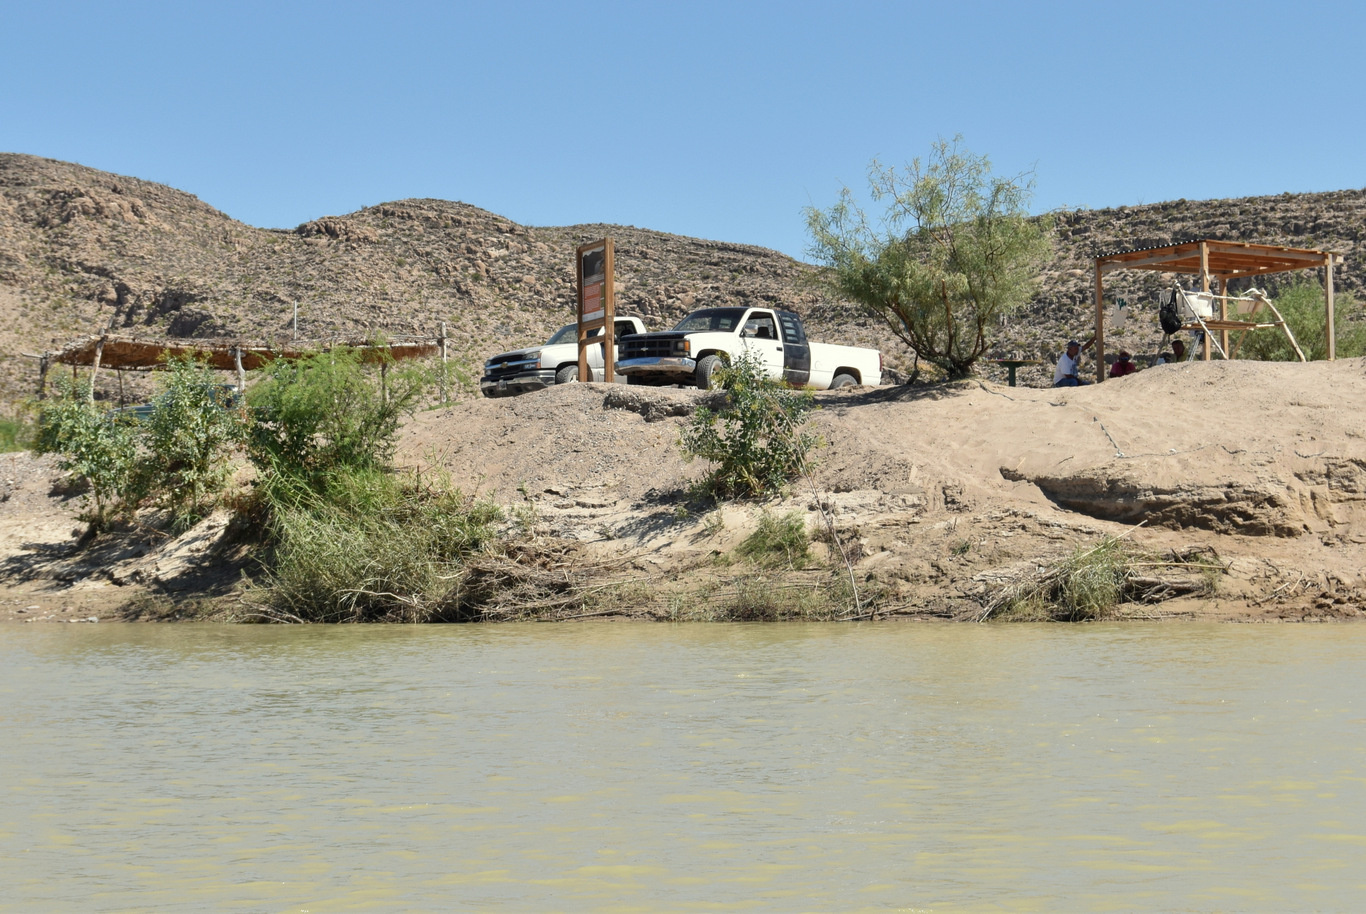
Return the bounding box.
[745,315,777,340]
[778,313,804,345]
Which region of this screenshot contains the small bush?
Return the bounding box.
[0,411,34,453]
[679,354,820,498]
[136,356,246,526]
[252,467,502,622]
[1235,282,1366,361]
[33,376,136,526]
[247,346,434,489]
[736,511,811,568]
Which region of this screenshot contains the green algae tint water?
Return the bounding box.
[2,623,1364,912]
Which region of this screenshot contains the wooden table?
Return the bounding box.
[990,359,1043,387]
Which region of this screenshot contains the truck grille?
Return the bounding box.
[483,354,539,379]
[621,335,684,359]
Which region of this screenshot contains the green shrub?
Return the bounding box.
[736,511,811,568]
[679,354,820,498]
[1235,282,1366,361]
[136,356,246,526]
[254,467,502,622]
[33,376,136,526]
[247,346,433,488]
[0,412,33,453]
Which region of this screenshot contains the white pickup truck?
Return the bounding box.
[616,306,882,390]
[480,316,649,397]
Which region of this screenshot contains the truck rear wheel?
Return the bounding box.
[830,373,858,389]
[695,355,723,390]
[555,365,579,385]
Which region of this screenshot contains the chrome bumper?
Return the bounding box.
[616,356,696,374]
[480,368,556,397]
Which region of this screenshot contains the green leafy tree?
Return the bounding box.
[247,347,431,487]
[33,376,135,526]
[138,355,246,524]
[805,137,1052,380]
[1233,282,1366,362]
[679,354,820,498]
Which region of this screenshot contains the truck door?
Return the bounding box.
[777,312,811,386]
[739,311,784,378]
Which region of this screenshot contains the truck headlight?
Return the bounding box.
[676,339,690,356]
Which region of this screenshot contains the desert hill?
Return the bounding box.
[1,152,1362,406]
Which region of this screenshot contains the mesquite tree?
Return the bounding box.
[806,137,1052,380]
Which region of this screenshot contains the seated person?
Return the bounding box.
[1157,339,1187,364]
[1053,336,1095,387]
[1109,350,1137,378]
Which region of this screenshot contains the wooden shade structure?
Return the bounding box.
[50,335,438,371]
[1092,240,1344,382]
[34,334,442,403]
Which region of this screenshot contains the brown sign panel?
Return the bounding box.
[576,238,615,382]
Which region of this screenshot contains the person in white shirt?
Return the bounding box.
[1053,336,1095,387]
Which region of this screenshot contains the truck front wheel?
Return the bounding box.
[555,365,579,385]
[695,355,724,390]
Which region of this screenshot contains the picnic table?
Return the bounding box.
[989,358,1043,387]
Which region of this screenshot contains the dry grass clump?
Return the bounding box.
[735,510,811,568]
[981,536,1224,622]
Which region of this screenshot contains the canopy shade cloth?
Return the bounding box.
[1095,239,1344,279]
[50,335,439,371]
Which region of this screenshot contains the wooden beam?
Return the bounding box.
[1326,255,1336,361]
[1095,261,1105,383]
[1200,243,1211,361]
[1218,276,1229,357]
[90,336,106,401]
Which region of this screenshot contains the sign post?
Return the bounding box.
[576,239,615,383]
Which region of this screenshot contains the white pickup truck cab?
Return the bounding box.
[616,306,881,390]
[481,316,649,397]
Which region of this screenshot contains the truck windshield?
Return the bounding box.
[546,324,602,345]
[673,308,747,333]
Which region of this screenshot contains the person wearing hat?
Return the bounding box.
[1053,335,1096,387]
[1109,350,1137,378]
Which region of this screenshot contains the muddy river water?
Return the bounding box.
[2,623,1364,912]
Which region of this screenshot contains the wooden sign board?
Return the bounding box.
[576,238,615,383]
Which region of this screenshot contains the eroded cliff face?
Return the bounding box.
[2,152,1363,407]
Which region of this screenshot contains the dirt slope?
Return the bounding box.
[4,356,1365,622]
[392,357,1366,622]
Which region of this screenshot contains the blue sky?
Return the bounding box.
[3,0,1362,260]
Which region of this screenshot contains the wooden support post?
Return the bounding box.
[1199,243,1211,361]
[381,361,389,406]
[1326,256,1336,361]
[90,336,106,401]
[1094,261,1105,383]
[234,347,245,391]
[1217,275,1230,358]
[38,353,49,401]
[439,321,448,404]
[117,369,125,407]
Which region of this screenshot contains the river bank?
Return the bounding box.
[5,357,1366,622]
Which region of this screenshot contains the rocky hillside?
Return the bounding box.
[1,152,1362,405]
